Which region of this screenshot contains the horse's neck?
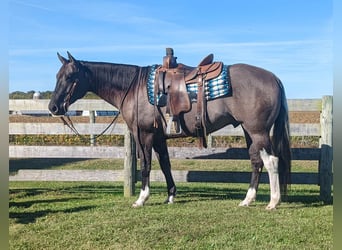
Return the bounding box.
[85,62,139,109]
[91,81,124,109]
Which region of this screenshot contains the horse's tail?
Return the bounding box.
[272,78,291,195]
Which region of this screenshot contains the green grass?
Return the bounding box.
[9,158,331,249]
[9,158,318,175]
[9,181,332,250]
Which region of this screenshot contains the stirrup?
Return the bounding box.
[166,115,182,135]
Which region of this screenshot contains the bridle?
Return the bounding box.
[59,68,141,143]
[59,80,120,143]
[62,81,77,113]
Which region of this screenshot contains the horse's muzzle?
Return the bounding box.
[48,101,67,116]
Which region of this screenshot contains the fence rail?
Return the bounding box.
[9,97,333,202]
[9,122,321,136]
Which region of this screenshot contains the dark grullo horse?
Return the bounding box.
[49,52,291,210]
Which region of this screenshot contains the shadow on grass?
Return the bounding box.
[176,186,247,201]
[10,184,125,198]
[10,182,330,224]
[10,205,95,224]
[285,194,333,206]
[148,184,329,207]
[9,197,87,209]
[9,184,125,224]
[9,158,93,174]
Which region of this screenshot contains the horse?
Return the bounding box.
[48,51,291,210]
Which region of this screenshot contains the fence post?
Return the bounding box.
[319,95,333,203]
[124,125,137,197]
[207,134,212,148]
[89,110,96,146]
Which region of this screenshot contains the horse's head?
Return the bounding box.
[48,52,89,116]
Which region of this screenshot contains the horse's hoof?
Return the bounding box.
[168,195,175,204]
[266,204,277,210]
[238,201,249,207]
[132,202,143,208]
[164,195,175,205]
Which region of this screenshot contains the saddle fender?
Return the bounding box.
[157,69,191,116]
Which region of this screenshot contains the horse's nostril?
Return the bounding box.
[50,104,59,114]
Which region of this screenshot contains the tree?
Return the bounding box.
[9,90,99,99]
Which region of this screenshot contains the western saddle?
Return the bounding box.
[154,48,223,148]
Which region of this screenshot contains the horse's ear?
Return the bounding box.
[67,51,77,64]
[57,52,68,64]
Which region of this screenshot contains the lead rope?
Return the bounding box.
[60,113,120,144]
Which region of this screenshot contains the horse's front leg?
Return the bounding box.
[153,133,176,204]
[132,160,151,207]
[132,133,153,208]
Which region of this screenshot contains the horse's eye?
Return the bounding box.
[66,75,73,81]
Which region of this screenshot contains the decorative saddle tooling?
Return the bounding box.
[146,48,231,147]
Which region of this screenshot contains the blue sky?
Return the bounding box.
[9,0,333,98]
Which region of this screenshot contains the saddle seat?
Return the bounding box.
[184,60,223,84]
[162,52,222,84]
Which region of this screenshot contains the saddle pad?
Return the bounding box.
[146,64,231,105]
[146,65,162,105]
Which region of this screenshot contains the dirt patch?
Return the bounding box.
[289,111,320,124]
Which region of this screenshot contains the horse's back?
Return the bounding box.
[230,63,280,89]
[208,63,282,131]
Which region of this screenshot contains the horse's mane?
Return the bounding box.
[81,61,143,91]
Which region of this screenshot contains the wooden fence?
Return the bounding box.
[9,97,333,202]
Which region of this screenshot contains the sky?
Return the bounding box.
[9,0,333,98]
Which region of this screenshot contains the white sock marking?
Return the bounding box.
[239,187,256,206]
[133,187,150,207]
[260,148,280,210]
[168,195,174,204]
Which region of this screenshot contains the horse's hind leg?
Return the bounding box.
[239,130,262,207]
[260,148,280,209]
[153,133,176,204]
[239,128,281,209]
[238,130,267,205]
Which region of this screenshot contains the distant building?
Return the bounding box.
[33,91,41,100]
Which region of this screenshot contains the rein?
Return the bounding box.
[60,113,120,143]
[59,67,141,143]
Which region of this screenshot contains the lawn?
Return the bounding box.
[9,158,318,174]
[9,180,332,250]
[9,158,332,249]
